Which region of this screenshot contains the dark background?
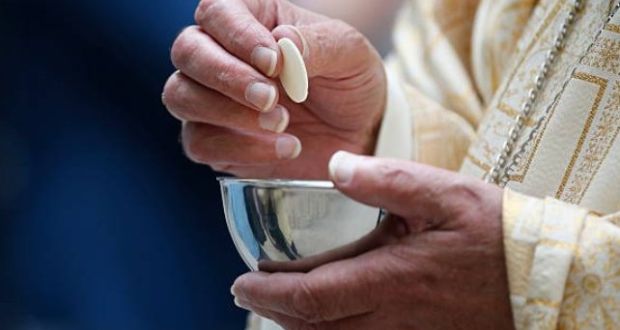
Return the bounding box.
[0,0,248,329]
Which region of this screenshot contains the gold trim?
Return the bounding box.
[555,73,608,199]
[539,238,578,251]
[609,214,620,226]
[526,298,561,309]
[496,0,566,103]
[466,154,491,172]
[466,0,566,174]
[466,154,526,181]
[514,99,561,182]
[498,103,537,127]
[466,96,561,183]
[606,24,620,34]
[573,82,620,204]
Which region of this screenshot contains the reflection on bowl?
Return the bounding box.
[219,178,382,272]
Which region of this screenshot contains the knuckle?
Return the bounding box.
[195,0,223,25]
[447,180,481,201]
[171,27,200,69]
[227,18,259,50]
[347,28,368,50]
[444,180,489,220]
[377,163,413,199]
[214,60,238,90]
[332,20,373,62]
[162,73,183,108]
[162,74,196,121]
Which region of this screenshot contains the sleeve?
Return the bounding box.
[374,0,538,172]
[373,0,485,171]
[502,189,620,330]
[374,58,477,171]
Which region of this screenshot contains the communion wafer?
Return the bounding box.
[278,38,308,103]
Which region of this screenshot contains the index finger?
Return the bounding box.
[195,0,281,77]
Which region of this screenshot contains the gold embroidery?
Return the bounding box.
[558,79,620,204]
[465,0,567,174]
[466,153,529,181]
[581,37,620,74]
[608,214,620,226]
[606,23,620,34]
[581,273,603,295]
[466,88,563,184]
[466,154,491,171]
[527,298,562,309]
[498,103,537,127]
[559,223,620,329]
[513,99,562,181]
[555,73,608,201]
[497,0,567,102]
[539,238,578,251]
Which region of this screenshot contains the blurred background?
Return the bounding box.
[0,0,401,329]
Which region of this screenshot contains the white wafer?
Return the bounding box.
[278,38,308,103]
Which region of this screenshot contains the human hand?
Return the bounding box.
[231,152,514,329]
[163,0,386,179]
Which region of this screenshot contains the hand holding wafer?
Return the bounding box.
[162,0,386,179]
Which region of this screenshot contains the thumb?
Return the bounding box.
[272,22,377,78]
[327,151,482,224]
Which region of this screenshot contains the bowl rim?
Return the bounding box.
[217,177,335,189]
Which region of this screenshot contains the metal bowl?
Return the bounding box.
[219,178,382,272]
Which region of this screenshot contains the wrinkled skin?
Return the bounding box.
[163,1,514,329]
[163,0,386,179]
[232,153,515,330]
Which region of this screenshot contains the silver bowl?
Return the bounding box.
[219,178,382,272]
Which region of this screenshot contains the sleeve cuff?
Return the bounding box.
[502,189,588,329]
[374,60,415,160]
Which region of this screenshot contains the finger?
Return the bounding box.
[234,299,308,330]
[257,215,409,273]
[171,26,279,113]
[232,251,387,323]
[209,163,279,178]
[163,72,289,133]
[327,151,488,222]
[181,122,301,165]
[194,0,281,77]
[237,298,372,330]
[272,22,378,79]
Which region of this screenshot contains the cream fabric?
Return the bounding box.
[250,0,620,329]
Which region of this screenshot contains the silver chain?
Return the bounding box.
[486,0,620,187]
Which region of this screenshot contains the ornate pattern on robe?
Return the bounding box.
[250,0,620,329]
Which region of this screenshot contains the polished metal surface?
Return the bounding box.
[219,178,382,272]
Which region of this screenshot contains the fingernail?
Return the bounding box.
[246,82,277,112]
[259,105,289,133]
[276,136,302,160]
[329,151,358,185]
[252,47,278,77]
